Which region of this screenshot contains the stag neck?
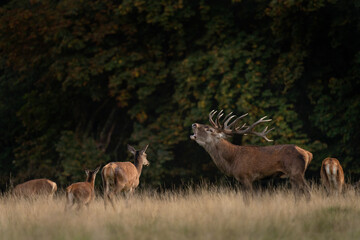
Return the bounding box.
[203,138,238,175]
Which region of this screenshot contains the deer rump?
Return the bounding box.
[320,158,344,194]
[102,162,139,193]
[13,179,57,197]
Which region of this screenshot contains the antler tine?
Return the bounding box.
[208,110,274,140]
[216,110,224,128]
[220,111,237,128]
[223,114,235,128]
[227,113,249,129]
[235,115,274,140]
[251,126,275,142]
[223,111,233,122]
[244,116,272,129]
[236,123,247,130]
[258,116,272,123]
[209,110,218,128]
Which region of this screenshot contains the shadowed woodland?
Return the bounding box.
[0,0,360,191]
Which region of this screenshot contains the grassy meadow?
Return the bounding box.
[1,185,360,240]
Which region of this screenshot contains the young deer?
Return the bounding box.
[191,110,313,202]
[12,179,57,198]
[65,166,100,211]
[320,157,344,196]
[102,144,149,209]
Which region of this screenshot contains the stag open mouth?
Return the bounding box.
[190,124,197,140]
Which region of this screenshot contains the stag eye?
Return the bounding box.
[205,127,213,133]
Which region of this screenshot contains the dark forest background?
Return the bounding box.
[1,0,360,191]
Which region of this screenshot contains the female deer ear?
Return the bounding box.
[94,166,101,174]
[84,169,90,175]
[127,144,136,155]
[141,144,149,154]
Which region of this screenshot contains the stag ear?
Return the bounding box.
[141,144,149,154]
[218,132,227,139]
[127,144,137,155]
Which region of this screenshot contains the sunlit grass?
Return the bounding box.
[1,184,360,240]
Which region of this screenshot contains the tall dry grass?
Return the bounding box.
[1,184,360,240]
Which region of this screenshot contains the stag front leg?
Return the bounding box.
[290,174,311,202]
[238,178,253,205]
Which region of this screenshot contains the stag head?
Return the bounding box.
[190,110,274,146]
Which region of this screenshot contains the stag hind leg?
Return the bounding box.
[290,174,311,202]
[238,177,254,205]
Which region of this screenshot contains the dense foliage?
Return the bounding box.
[1,0,359,190]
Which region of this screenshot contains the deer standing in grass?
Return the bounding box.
[101,144,149,209]
[320,157,344,196]
[190,110,313,201]
[12,179,57,198]
[65,166,100,211]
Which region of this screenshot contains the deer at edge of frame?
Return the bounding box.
[13,179,57,198]
[320,157,344,196]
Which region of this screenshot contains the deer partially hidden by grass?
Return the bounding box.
[190,110,313,202]
[12,179,57,199]
[102,144,150,209]
[65,166,100,211]
[320,157,344,196]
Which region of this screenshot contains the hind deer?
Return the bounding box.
[65,166,100,211]
[190,110,313,201]
[320,157,344,196]
[12,178,57,198]
[102,144,149,209]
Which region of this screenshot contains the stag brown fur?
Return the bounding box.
[12,179,57,198]
[65,166,100,211]
[102,144,149,209]
[191,110,313,201]
[320,157,344,195]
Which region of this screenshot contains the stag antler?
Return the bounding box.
[209,110,274,142]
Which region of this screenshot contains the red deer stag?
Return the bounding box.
[65,166,100,211]
[12,179,57,198]
[102,144,149,209]
[320,157,344,196]
[190,110,313,201]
